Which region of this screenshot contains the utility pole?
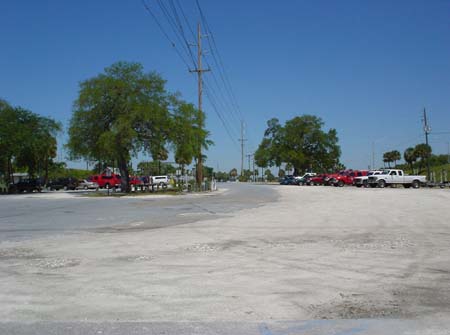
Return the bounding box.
[252,156,255,182]
[190,23,210,186]
[423,108,431,181]
[238,121,247,176]
[371,142,375,170]
[246,153,253,181]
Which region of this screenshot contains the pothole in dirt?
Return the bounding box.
[30,258,81,269]
[0,247,41,260]
[114,255,153,262]
[335,236,415,251]
[310,293,405,319]
[185,240,247,253]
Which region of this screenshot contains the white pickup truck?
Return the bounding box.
[354,170,383,187]
[367,169,426,188]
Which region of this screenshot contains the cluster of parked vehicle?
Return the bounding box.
[5,173,171,194]
[280,169,427,189]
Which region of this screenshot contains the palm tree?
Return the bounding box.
[403,147,417,173]
[391,150,401,167]
[383,152,393,168]
[414,143,432,174]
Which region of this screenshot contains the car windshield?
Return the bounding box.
[380,170,389,175]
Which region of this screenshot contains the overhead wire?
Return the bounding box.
[142,0,241,150]
[195,0,244,122]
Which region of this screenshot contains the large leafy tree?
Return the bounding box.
[0,100,60,183]
[256,115,341,175]
[171,102,212,177]
[67,61,170,192]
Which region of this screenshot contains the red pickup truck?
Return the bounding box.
[329,170,369,187]
[90,174,122,189]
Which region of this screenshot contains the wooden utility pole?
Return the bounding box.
[246,153,253,181]
[238,121,247,176]
[191,23,210,186]
[423,108,431,181]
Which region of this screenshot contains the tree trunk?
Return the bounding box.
[118,157,131,193]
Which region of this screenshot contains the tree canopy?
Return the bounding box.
[0,99,61,183]
[255,115,341,174]
[67,61,211,192]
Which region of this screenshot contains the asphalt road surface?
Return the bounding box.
[0,183,276,242]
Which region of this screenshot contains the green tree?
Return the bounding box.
[281,115,340,174]
[229,168,238,179]
[254,138,271,171]
[67,61,170,192]
[391,150,401,167]
[403,147,417,173]
[0,100,61,183]
[383,151,393,168]
[278,169,285,178]
[172,102,212,177]
[414,143,432,174]
[265,169,275,182]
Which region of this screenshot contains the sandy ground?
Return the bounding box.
[1,185,450,322]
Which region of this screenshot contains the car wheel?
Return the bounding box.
[356,184,362,188]
[412,180,420,189]
[63,186,68,191]
[105,183,110,189]
[84,185,88,190]
[337,180,344,187]
[363,180,369,188]
[378,180,386,188]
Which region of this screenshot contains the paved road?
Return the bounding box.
[0,183,277,242]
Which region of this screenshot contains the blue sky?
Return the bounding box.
[1,0,449,172]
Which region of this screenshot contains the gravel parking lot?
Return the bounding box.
[1,184,450,331]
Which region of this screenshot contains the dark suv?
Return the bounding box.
[47,177,79,191]
[9,179,43,193]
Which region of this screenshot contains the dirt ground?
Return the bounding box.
[1,185,450,322]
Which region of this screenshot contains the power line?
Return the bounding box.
[195,0,244,122]
[154,0,196,68]
[141,0,192,70]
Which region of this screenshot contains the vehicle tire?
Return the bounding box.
[160,182,167,190]
[337,180,344,187]
[105,183,110,189]
[363,180,369,188]
[356,184,362,188]
[84,185,88,190]
[412,180,420,189]
[63,186,68,191]
[378,180,386,188]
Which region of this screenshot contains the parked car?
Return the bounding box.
[294,172,317,185]
[9,179,43,193]
[130,176,143,186]
[76,179,99,190]
[47,177,79,191]
[367,169,426,188]
[309,174,327,186]
[90,173,122,189]
[329,170,369,187]
[280,175,298,185]
[354,170,384,188]
[151,175,169,186]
